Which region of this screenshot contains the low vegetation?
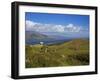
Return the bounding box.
[25,39,89,68]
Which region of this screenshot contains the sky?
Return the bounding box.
[25,12,89,38]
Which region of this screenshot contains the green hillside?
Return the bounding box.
[25,39,89,68]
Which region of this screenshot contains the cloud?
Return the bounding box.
[65,24,81,32]
[67,24,74,28]
[26,20,87,33]
[26,20,65,32]
[53,25,65,32]
[25,20,41,31]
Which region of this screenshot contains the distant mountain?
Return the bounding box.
[26,31,55,44]
[25,31,89,45]
[26,31,48,40]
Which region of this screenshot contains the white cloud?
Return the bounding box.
[26,20,86,33]
[67,24,74,28]
[53,25,64,32]
[25,20,41,31]
[65,24,81,32]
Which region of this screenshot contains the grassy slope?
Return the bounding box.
[25,39,89,68]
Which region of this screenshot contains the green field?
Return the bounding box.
[25,39,89,68]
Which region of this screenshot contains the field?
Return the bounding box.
[25,39,89,68]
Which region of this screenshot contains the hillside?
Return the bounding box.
[26,31,49,40]
[25,31,56,45]
[25,39,89,68]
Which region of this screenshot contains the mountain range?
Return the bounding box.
[25,31,89,45]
